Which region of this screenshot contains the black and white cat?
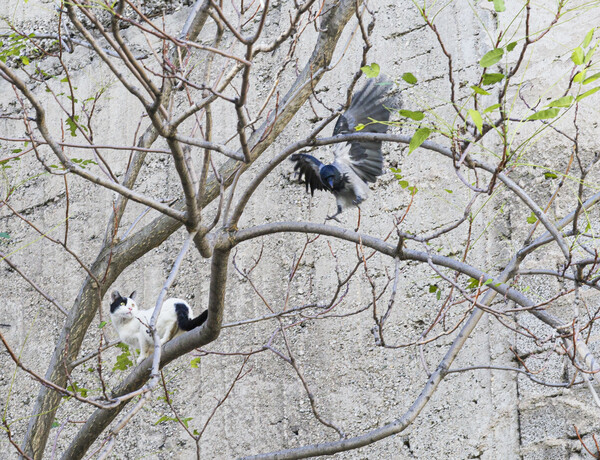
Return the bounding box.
[109,290,208,364]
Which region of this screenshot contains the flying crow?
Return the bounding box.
[290,76,393,221]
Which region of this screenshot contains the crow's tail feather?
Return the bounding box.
[175,303,208,331]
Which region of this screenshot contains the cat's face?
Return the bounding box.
[110,290,138,319]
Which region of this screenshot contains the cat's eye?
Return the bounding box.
[120,302,125,306]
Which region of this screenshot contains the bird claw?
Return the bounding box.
[352,197,365,206]
[326,205,343,223]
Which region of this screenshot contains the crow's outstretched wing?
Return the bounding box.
[333,76,393,183]
[290,153,326,196]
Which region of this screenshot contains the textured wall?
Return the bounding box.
[1,1,600,459]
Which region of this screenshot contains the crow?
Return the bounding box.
[290,76,393,221]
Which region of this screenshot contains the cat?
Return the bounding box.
[109,290,208,364]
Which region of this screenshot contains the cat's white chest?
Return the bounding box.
[114,316,145,347]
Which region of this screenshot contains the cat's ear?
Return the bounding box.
[129,291,137,300]
[111,290,121,302]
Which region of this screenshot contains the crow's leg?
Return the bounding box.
[352,196,365,206]
[326,205,343,223]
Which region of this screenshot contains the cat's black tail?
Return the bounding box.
[175,303,208,331]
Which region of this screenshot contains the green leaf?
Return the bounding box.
[482,73,505,85]
[547,96,573,108]
[526,212,537,224]
[0,232,10,239]
[360,63,380,78]
[480,48,504,68]
[408,185,418,195]
[67,382,88,397]
[429,285,438,293]
[467,278,480,289]
[583,45,598,64]
[576,86,600,102]
[154,415,192,427]
[113,353,133,371]
[190,357,201,368]
[436,290,441,300]
[98,321,107,329]
[193,429,200,436]
[493,0,505,12]
[113,343,133,371]
[182,417,192,428]
[471,85,490,96]
[65,116,78,137]
[468,109,483,134]
[445,189,453,193]
[399,180,409,188]
[583,28,595,48]
[51,421,60,429]
[354,123,365,131]
[20,55,29,65]
[154,416,172,425]
[507,41,517,52]
[408,127,431,154]
[60,76,69,83]
[398,109,425,121]
[574,70,587,83]
[526,108,560,120]
[483,103,501,114]
[584,44,597,64]
[583,73,600,85]
[390,167,403,180]
[401,72,418,85]
[544,172,557,179]
[571,47,584,65]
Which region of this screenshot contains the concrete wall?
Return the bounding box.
[1,0,600,458]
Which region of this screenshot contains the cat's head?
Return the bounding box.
[110,290,138,318]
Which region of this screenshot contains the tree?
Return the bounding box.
[1,0,600,458]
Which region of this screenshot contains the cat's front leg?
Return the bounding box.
[136,349,148,364]
[136,334,153,364]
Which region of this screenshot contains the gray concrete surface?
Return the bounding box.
[1,0,600,458]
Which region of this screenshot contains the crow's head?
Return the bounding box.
[320,165,345,191]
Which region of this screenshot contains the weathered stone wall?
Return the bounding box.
[1,1,600,459]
